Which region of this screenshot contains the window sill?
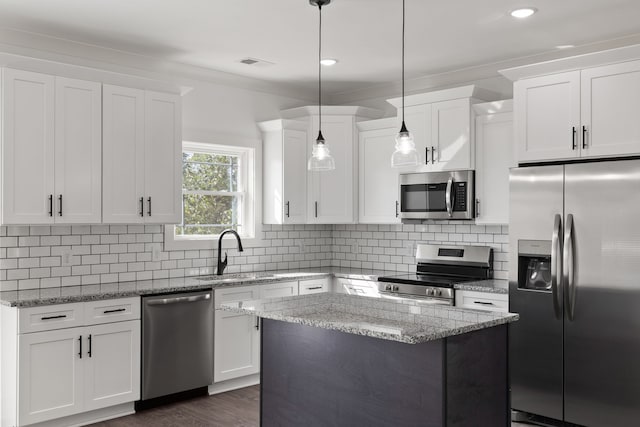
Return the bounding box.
[163,226,264,251]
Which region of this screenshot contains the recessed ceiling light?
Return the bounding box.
[320,58,338,66]
[510,7,537,18]
[556,44,575,49]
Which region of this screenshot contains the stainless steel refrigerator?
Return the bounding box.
[509,159,640,427]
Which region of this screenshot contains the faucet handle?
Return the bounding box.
[223,252,228,265]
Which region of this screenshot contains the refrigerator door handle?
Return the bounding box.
[563,214,576,321]
[551,214,563,319]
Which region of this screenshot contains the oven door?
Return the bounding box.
[399,171,475,220]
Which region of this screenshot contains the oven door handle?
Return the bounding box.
[445,177,454,217]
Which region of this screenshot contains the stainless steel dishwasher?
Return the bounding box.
[141,290,213,400]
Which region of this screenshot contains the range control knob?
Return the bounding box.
[436,289,442,297]
[392,285,400,292]
[426,288,435,296]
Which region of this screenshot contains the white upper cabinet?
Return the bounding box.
[403,104,432,166]
[514,71,581,163]
[2,69,101,225]
[102,85,146,224]
[260,119,308,225]
[308,114,356,224]
[1,68,55,224]
[144,91,182,224]
[357,118,401,224]
[388,85,493,172]
[503,48,640,163]
[430,98,473,170]
[279,105,381,225]
[581,60,640,158]
[103,86,182,224]
[474,101,514,225]
[54,77,102,223]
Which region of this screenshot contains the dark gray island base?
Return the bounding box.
[260,319,509,427]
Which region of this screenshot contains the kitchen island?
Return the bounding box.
[221,293,518,427]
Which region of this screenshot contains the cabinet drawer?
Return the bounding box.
[84,297,140,325]
[299,278,330,295]
[18,303,84,334]
[456,290,508,312]
[215,285,260,308]
[335,278,380,297]
[260,281,299,299]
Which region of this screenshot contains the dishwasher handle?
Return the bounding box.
[146,293,211,306]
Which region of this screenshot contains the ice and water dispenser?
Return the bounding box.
[518,240,552,291]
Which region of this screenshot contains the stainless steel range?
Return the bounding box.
[378,244,493,305]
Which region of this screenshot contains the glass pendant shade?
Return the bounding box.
[391,121,419,167]
[308,131,335,171]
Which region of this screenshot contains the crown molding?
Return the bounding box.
[0,27,317,101]
[280,105,383,120]
[328,33,640,105]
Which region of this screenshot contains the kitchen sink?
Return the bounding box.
[195,272,275,281]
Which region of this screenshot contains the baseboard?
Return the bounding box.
[25,403,134,427]
[208,374,260,395]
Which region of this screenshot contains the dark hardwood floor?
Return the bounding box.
[90,386,260,427]
[89,385,533,426]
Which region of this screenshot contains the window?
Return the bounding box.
[171,142,255,243]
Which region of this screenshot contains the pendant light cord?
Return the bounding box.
[318,4,322,134]
[401,0,405,123]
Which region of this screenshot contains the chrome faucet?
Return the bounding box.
[217,229,244,275]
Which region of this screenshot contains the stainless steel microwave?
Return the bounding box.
[399,170,475,221]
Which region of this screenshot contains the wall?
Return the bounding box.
[331,222,509,280]
[0,224,333,292]
[0,221,508,293]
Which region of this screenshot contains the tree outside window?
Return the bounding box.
[176,144,246,238]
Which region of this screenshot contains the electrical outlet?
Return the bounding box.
[351,243,359,254]
[298,241,305,254]
[152,245,162,262]
[406,240,415,256]
[61,249,73,267]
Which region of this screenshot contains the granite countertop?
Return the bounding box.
[453,279,509,294]
[219,292,518,345]
[0,267,397,308]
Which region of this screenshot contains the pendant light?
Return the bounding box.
[391,0,418,167]
[308,0,335,171]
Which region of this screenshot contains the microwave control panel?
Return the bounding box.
[454,182,467,211]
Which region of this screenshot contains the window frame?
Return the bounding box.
[164,139,262,251]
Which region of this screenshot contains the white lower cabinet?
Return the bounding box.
[299,277,330,295]
[213,285,262,384]
[333,278,380,297]
[213,281,301,387]
[455,290,508,313]
[18,327,85,425]
[82,321,140,412]
[2,298,141,426]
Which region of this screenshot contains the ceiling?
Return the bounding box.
[0,0,639,96]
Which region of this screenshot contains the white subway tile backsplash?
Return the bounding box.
[0,222,508,289]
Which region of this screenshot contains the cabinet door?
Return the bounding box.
[358,126,401,224]
[144,91,182,224]
[402,104,432,169]
[103,85,145,223]
[581,60,640,158]
[308,115,355,223]
[514,71,581,163]
[83,321,140,411]
[475,111,513,225]
[282,128,307,224]
[214,286,261,382]
[18,327,84,425]
[2,69,55,224]
[54,77,102,223]
[260,280,299,299]
[431,98,473,171]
